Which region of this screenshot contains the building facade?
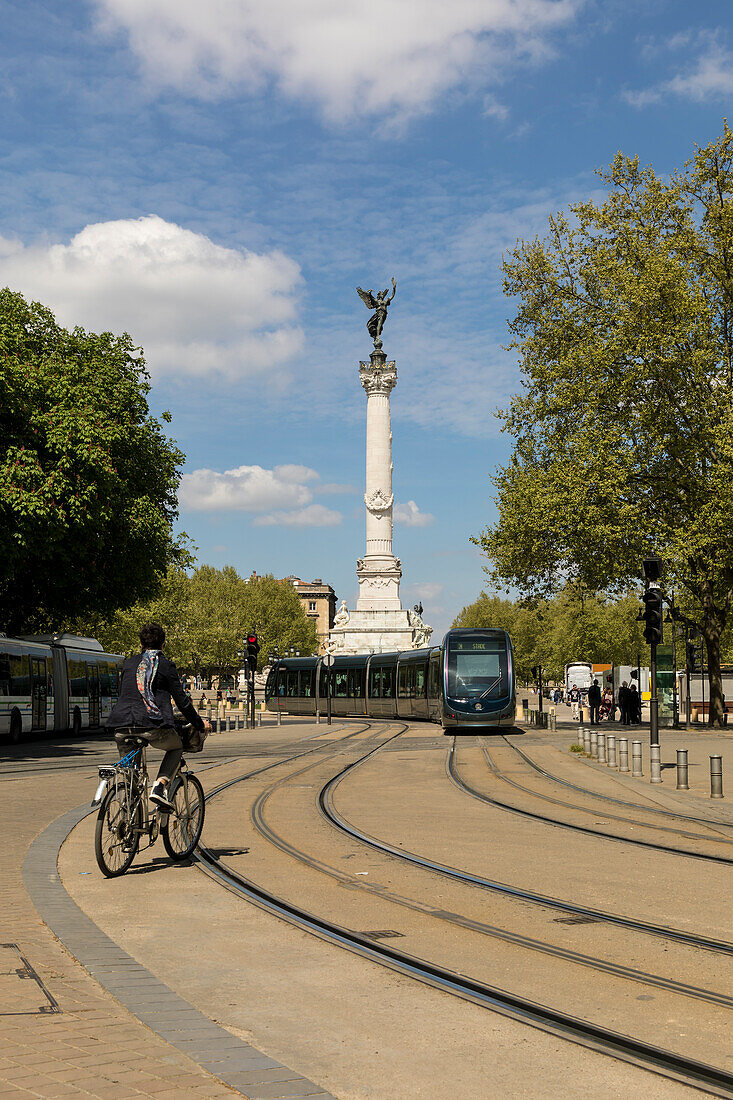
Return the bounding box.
[283,576,337,653]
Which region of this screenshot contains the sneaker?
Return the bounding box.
[150,780,175,813]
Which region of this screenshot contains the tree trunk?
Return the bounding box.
[704,622,726,728]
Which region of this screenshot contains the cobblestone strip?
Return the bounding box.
[23,804,335,1100]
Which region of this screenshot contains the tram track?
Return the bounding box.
[504,734,733,834]
[193,719,733,1098]
[449,736,733,865]
[478,739,733,856]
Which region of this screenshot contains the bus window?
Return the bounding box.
[0,651,10,695]
[334,670,348,698]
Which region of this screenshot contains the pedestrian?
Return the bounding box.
[588,678,602,724]
[569,683,581,721]
[628,683,640,723]
[618,680,629,724]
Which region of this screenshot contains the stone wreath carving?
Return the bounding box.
[364,488,394,513]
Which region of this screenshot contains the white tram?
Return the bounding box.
[0,633,124,742]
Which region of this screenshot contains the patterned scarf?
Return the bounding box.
[136,649,162,719]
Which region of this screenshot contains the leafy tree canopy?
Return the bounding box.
[0,289,188,632]
[453,587,647,683]
[86,566,318,674]
[475,126,733,724]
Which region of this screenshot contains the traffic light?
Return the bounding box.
[630,668,639,680]
[642,587,663,645]
[686,642,697,672]
[246,632,260,671]
[531,666,538,680]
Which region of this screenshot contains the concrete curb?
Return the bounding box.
[23,802,335,1100]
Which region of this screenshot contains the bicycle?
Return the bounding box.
[92,733,205,878]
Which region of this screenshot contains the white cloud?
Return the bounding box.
[254,504,342,527]
[180,463,343,526]
[180,464,318,512]
[0,215,303,380]
[94,0,582,124]
[624,31,733,107]
[394,500,435,527]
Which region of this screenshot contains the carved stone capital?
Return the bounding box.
[364,488,394,513]
[359,360,397,396]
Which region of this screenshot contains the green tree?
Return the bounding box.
[0,289,188,632]
[454,587,646,684]
[91,567,317,677]
[476,127,733,726]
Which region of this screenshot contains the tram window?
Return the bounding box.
[276,668,287,696]
[0,652,10,696]
[348,668,364,697]
[319,666,328,697]
[415,664,427,697]
[301,670,314,697]
[286,670,299,696]
[46,657,54,695]
[368,667,380,698]
[429,658,440,697]
[382,667,395,698]
[398,665,409,698]
[334,670,348,698]
[68,659,87,696]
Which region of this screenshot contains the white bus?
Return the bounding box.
[564,661,593,696]
[0,633,123,742]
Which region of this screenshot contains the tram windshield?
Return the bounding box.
[446,635,508,700]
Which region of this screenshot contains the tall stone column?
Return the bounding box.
[356,348,402,611]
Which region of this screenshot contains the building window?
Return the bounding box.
[308,601,317,611]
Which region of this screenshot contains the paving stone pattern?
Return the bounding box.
[2,754,334,1100]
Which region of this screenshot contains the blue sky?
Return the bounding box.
[2,0,732,638]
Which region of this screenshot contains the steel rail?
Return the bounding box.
[505,734,733,834]
[456,740,733,866]
[311,738,733,955]
[237,725,733,1009]
[194,728,733,1099]
[480,740,733,853]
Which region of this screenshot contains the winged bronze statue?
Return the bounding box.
[356,277,397,347]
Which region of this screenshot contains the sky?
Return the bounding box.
[2,0,732,639]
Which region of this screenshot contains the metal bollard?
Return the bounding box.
[632,740,643,777]
[277,709,282,726]
[597,732,607,764]
[258,712,262,727]
[650,743,662,784]
[316,711,321,724]
[618,737,629,773]
[676,749,689,790]
[710,755,724,799]
[607,733,617,768]
[582,727,591,753]
[590,731,598,759]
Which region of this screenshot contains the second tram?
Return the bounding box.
[265,628,515,731]
[0,633,124,742]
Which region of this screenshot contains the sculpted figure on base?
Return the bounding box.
[356,278,396,347]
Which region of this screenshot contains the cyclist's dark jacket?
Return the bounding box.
[106,652,204,731]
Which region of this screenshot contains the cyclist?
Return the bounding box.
[106,622,212,813]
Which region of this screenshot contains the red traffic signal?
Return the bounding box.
[246,632,260,670]
[642,588,663,646]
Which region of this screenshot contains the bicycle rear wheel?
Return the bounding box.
[162,773,205,860]
[95,784,141,877]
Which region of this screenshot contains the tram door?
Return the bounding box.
[88,665,100,727]
[30,658,47,730]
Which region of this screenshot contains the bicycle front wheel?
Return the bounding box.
[95,785,141,877]
[163,773,205,860]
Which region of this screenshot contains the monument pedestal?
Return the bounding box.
[327,607,431,655]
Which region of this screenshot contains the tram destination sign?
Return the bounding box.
[453,637,501,652]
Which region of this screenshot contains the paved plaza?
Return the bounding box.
[1,715,731,1098]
